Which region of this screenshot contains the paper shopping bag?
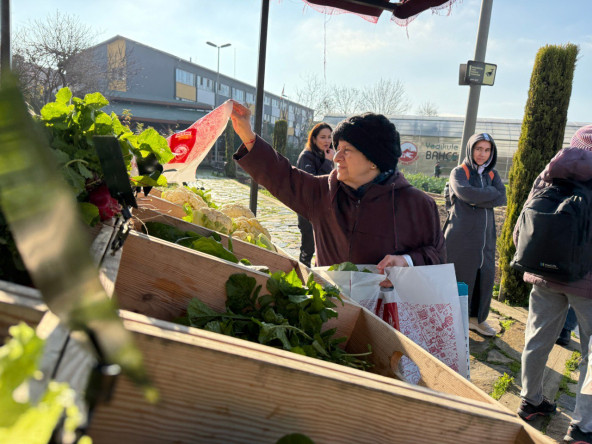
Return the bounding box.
[386,264,469,379]
[163,100,233,183]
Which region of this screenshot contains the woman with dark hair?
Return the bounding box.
[444,133,506,337]
[295,123,334,267]
[229,100,445,273]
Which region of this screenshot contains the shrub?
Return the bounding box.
[497,43,579,306]
[273,119,288,156]
[403,172,448,194]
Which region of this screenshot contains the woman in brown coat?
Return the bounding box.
[229,101,445,275]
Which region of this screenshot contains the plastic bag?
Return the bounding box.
[582,336,592,395]
[163,100,233,184]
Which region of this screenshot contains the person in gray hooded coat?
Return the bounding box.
[444,133,507,336]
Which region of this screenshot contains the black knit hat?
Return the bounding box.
[332,113,401,172]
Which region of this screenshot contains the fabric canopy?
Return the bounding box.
[303,0,457,25]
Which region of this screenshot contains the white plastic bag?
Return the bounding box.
[386,264,469,379]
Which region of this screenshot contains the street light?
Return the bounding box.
[206,41,231,163]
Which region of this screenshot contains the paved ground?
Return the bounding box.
[192,168,584,444]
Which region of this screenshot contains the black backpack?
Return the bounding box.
[511,178,592,281]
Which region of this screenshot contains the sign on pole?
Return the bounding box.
[459,61,497,86]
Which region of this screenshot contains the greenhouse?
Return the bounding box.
[322,115,589,181]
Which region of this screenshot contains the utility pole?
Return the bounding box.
[458,0,493,164]
[206,41,231,164]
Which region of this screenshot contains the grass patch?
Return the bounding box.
[491,373,514,400]
[509,361,521,374]
[565,351,581,372]
[500,319,515,332]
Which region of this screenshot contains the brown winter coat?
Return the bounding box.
[234,136,446,267]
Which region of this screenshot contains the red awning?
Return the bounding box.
[302,0,457,25]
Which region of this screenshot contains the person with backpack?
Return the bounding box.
[444,133,507,336]
[514,125,592,444]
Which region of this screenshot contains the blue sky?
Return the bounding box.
[11,0,592,123]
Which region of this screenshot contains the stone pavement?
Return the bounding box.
[192,169,584,444]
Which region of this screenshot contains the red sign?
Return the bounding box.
[399,141,418,165]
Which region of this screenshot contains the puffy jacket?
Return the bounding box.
[514,147,592,298]
[296,149,333,176]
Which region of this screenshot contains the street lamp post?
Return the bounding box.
[206,41,231,163]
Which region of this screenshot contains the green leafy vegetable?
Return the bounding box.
[179,272,372,371]
[143,221,239,263]
[328,262,372,273]
[0,323,88,443]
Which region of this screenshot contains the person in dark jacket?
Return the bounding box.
[515,125,592,444]
[228,100,445,276]
[295,123,334,267]
[444,133,507,337]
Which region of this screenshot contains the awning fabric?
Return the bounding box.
[302,0,457,25]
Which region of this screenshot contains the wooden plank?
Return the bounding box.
[131,206,302,276]
[0,288,46,341]
[114,231,271,319]
[85,311,553,444]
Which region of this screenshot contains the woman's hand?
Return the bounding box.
[229,100,257,150]
[376,254,409,287]
[325,146,336,161]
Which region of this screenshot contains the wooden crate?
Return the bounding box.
[0,239,552,443]
[131,205,305,277]
[111,231,502,405]
[135,194,297,260]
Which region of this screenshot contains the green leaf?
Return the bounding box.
[78,202,100,226]
[186,298,221,327]
[40,102,71,123]
[83,92,109,110]
[51,149,71,167]
[77,162,94,179]
[226,274,258,313]
[90,112,113,135]
[131,174,167,187]
[188,237,238,263]
[55,87,72,104]
[137,128,174,164]
[328,262,359,272]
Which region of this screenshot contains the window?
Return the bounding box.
[246,92,255,103]
[197,76,213,91]
[218,83,230,96]
[264,95,271,105]
[176,68,194,86]
[272,98,279,107]
[233,88,245,101]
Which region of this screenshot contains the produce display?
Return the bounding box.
[141,221,247,265]
[176,270,372,371]
[160,185,277,251]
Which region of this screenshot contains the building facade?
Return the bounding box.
[87,36,314,164]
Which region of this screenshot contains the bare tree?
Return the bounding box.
[329,85,361,116]
[295,73,333,122]
[358,78,410,116]
[12,11,100,111]
[416,100,439,116]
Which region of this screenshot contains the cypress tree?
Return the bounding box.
[498,43,579,306]
[273,119,288,156]
[224,120,236,178]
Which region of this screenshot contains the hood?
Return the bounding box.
[542,147,592,183]
[464,132,498,173]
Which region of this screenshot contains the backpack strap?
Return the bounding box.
[461,163,495,181]
[461,164,470,180]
